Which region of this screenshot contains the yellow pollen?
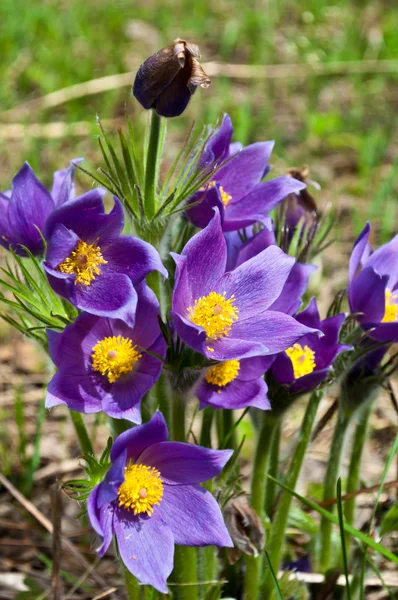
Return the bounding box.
[205,360,240,389]
[200,180,232,207]
[285,343,316,379]
[382,288,398,323]
[118,463,163,516]
[91,335,142,383]
[188,291,239,341]
[58,239,107,286]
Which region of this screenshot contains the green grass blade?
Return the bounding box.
[337,478,352,600]
[263,549,283,600]
[267,474,398,565]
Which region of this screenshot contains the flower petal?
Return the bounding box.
[87,485,115,556]
[8,163,54,253]
[97,449,127,508]
[101,372,155,423]
[224,176,306,232]
[114,508,174,593]
[215,245,295,317]
[270,263,317,315]
[45,224,80,268]
[45,372,103,413]
[197,377,269,410]
[231,310,321,355]
[349,222,370,284]
[349,266,387,322]
[110,410,168,462]
[139,442,232,485]
[51,158,83,206]
[103,235,167,282]
[216,142,274,202]
[160,484,233,547]
[185,186,225,229]
[74,272,138,325]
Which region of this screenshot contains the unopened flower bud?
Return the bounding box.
[133,38,211,118]
[224,496,265,564]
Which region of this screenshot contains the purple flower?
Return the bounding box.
[270,298,351,394]
[171,210,320,361]
[43,192,167,324]
[185,114,306,232]
[87,411,233,592]
[225,226,316,316]
[349,223,398,342]
[0,160,79,255]
[46,283,165,422]
[196,356,270,410]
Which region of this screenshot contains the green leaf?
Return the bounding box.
[267,475,398,565]
[380,504,398,536]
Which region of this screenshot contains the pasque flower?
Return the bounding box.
[196,356,270,410]
[133,38,210,118]
[46,283,165,422]
[186,114,306,232]
[87,411,233,592]
[270,298,350,394]
[225,226,316,316]
[0,160,79,255]
[349,222,398,342]
[171,210,320,361]
[43,191,167,324]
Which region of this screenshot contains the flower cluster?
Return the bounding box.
[1,90,396,594]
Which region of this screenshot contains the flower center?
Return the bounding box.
[118,463,163,516]
[205,360,240,389]
[91,335,142,383]
[203,180,232,207]
[382,288,398,323]
[58,239,107,286]
[285,343,316,379]
[188,291,239,347]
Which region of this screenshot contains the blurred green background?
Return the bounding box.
[0,0,397,239]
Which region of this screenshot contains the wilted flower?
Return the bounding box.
[0,160,79,255]
[283,166,319,233]
[349,222,398,342]
[224,495,265,563]
[186,114,306,231]
[46,283,165,422]
[133,38,210,118]
[196,356,270,410]
[87,411,233,592]
[225,226,316,316]
[270,298,351,394]
[171,210,320,361]
[43,191,167,325]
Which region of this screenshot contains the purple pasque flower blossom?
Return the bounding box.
[196,356,270,410]
[270,298,351,394]
[225,226,316,316]
[46,283,165,423]
[87,411,233,592]
[171,209,320,362]
[185,114,307,232]
[0,160,80,255]
[43,191,167,325]
[349,222,398,342]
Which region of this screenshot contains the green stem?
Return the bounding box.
[264,420,281,518]
[344,400,374,554]
[123,567,141,599]
[200,407,213,447]
[261,391,323,599]
[152,374,171,430]
[318,405,351,572]
[70,410,93,455]
[222,409,236,449]
[144,111,162,219]
[172,394,186,442]
[244,414,278,600]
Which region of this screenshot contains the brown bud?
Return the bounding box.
[224,496,265,564]
[287,166,318,216]
[133,38,210,118]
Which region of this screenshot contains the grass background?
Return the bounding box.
[0,0,397,241]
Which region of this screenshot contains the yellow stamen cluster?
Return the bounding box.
[201,180,232,207]
[58,240,107,286]
[118,463,163,516]
[205,360,240,390]
[285,343,316,379]
[91,336,141,383]
[382,288,398,323]
[188,292,239,346]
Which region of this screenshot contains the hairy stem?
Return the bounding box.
[261,391,323,598]
[244,414,278,600]
[144,111,163,219]
[69,410,93,455]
